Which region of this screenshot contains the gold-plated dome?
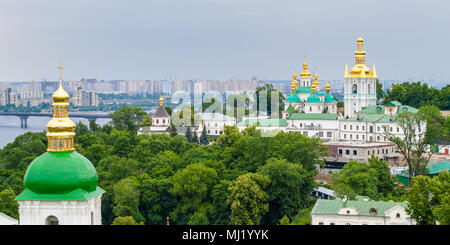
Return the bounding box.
[46,62,76,152]
[312,73,320,89]
[326,84,331,93]
[300,57,311,78]
[350,36,371,77]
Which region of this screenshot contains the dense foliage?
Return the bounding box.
[0,106,326,225]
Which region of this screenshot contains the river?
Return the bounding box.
[0,115,111,149]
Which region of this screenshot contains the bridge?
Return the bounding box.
[0,112,112,128]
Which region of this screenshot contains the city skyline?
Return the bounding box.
[1,0,450,82]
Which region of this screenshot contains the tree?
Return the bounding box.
[112,177,145,223]
[199,125,209,145]
[165,106,173,116]
[192,129,199,144]
[257,158,315,224]
[185,127,193,142]
[418,105,446,143]
[89,119,100,132]
[0,188,19,219]
[228,173,270,225]
[170,123,178,137]
[111,216,144,225]
[140,114,152,127]
[376,79,386,104]
[331,160,380,200]
[110,106,147,132]
[384,112,431,185]
[279,215,290,225]
[170,163,218,224]
[139,175,176,225]
[406,171,450,225]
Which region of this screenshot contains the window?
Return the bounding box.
[303,131,308,136]
[346,210,350,214]
[368,84,371,93]
[339,149,343,155]
[356,135,359,140]
[352,84,358,94]
[319,222,324,225]
[369,208,377,215]
[369,126,373,133]
[353,150,357,155]
[344,125,347,130]
[327,132,332,137]
[91,212,94,225]
[319,132,324,137]
[330,223,335,225]
[46,216,59,225]
[350,134,352,139]
[396,127,399,132]
[346,150,350,155]
[356,125,358,130]
[396,213,401,218]
[362,135,365,140]
[368,151,370,155]
[156,119,159,124]
[350,125,353,130]
[344,134,346,139]
[163,119,165,124]
[362,126,365,131]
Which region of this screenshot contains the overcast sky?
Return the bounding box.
[0,0,449,82]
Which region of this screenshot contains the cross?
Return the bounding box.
[304,54,307,62]
[57,61,64,82]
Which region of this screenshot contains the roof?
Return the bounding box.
[306,93,321,103]
[311,198,408,217]
[397,162,450,185]
[237,118,287,127]
[286,93,301,103]
[16,151,104,201]
[288,113,338,120]
[324,94,336,103]
[0,212,18,224]
[296,86,311,94]
[153,106,170,118]
[386,100,402,106]
[313,186,336,198]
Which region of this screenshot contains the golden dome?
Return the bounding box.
[300,61,311,78]
[326,84,330,93]
[312,73,320,88]
[350,36,371,77]
[46,62,76,152]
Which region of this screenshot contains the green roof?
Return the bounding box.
[311,198,408,217]
[286,93,301,103]
[360,105,385,115]
[16,151,104,201]
[397,105,418,114]
[237,118,287,127]
[306,93,321,103]
[324,93,336,103]
[397,162,450,186]
[386,100,402,106]
[288,113,339,120]
[296,86,311,94]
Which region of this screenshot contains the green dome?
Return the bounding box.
[306,93,321,103]
[286,93,301,103]
[324,93,336,103]
[16,151,104,201]
[296,86,311,94]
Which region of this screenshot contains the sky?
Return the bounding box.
[0,0,449,83]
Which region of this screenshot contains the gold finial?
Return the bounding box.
[326,83,330,93]
[46,62,75,152]
[166,216,170,226]
[57,61,64,85]
[159,96,164,106]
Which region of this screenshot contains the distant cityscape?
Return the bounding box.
[0,77,447,110]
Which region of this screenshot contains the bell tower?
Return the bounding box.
[343,36,377,118]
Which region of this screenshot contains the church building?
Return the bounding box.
[15,63,104,225]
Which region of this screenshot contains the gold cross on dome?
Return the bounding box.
[57,61,64,81]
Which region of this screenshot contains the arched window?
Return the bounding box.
[91,212,94,225]
[352,84,358,94]
[396,213,401,218]
[369,208,377,215]
[46,215,59,225]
